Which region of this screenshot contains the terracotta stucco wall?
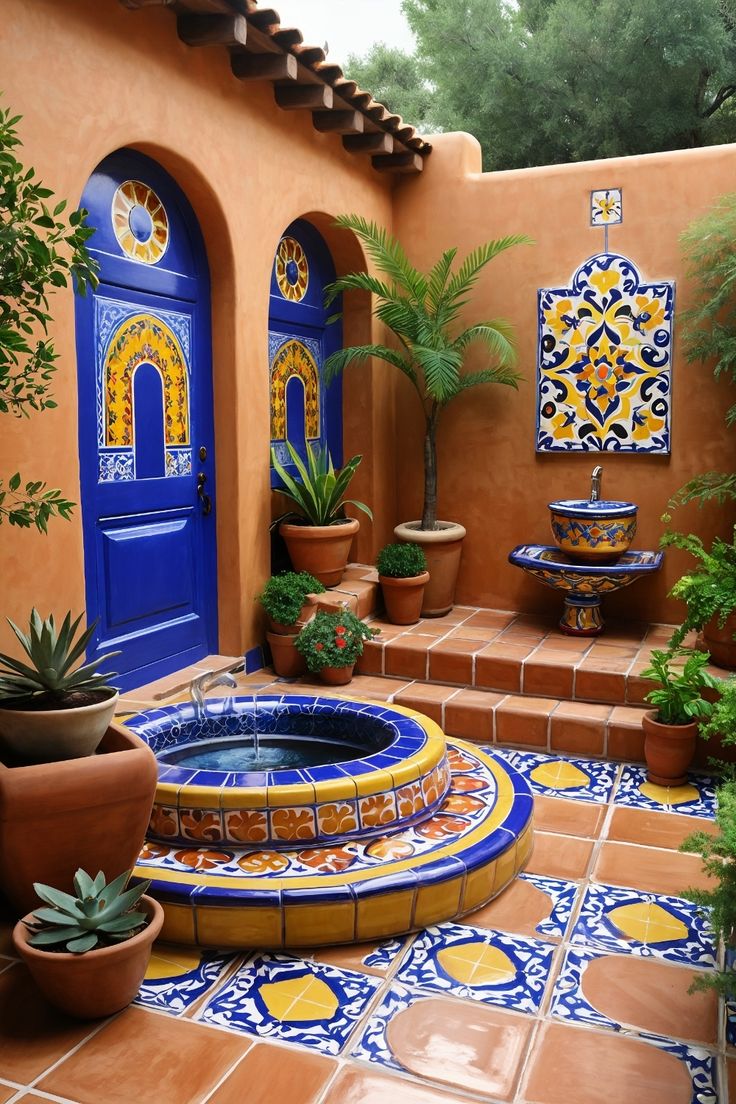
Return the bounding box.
[0,0,396,655]
[391,134,736,624]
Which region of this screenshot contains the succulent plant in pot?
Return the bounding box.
[377,542,429,626]
[640,647,721,786]
[271,441,373,588]
[12,867,163,1019]
[0,609,120,763]
[295,609,378,685]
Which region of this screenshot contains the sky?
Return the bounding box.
[272,0,415,66]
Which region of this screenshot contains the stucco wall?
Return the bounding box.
[392,134,736,624]
[0,0,396,656]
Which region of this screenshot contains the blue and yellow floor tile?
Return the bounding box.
[350,983,433,1073]
[134,943,238,1015]
[491,748,618,804]
[392,922,554,1012]
[519,872,580,940]
[613,765,717,819]
[196,953,382,1054]
[571,883,716,966]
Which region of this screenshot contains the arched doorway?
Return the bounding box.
[75,150,217,690]
[268,219,342,484]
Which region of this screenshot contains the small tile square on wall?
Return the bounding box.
[590,188,623,226]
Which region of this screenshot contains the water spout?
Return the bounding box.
[189,670,238,721]
[590,465,603,502]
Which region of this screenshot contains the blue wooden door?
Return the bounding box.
[269,219,342,485]
[76,151,217,691]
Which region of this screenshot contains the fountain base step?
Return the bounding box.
[133,740,533,948]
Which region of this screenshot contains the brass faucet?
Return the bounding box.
[590,465,603,502]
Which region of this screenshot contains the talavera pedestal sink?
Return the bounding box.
[508,545,663,635]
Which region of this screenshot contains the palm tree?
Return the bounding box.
[323,215,532,530]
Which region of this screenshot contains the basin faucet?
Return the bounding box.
[590,465,603,502]
[190,670,237,719]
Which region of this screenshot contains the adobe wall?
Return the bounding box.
[392,134,736,624]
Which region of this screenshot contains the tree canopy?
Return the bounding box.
[345,0,736,170]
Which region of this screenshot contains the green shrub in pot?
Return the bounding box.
[376,542,429,626]
[257,571,326,633]
[377,542,427,579]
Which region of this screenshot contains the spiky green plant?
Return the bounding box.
[323,215,532,530]
[0,609,119,702]
[25,869,151,954]
[271,440,372,527]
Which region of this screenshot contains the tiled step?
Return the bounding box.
[355,606,714,708]
[321,563,380,620]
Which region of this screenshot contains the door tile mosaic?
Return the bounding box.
[492,748,619,803]
[613,765,717,819]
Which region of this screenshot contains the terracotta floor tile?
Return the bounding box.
[581,954,718,1044]
[462,875,561,940]
[384,636,430,680]
[444,690,505,744]
[403,621,455,637]
[599,621,650,645]
[474,644,531,693]
[322,1066,476,1103]
[526,832,594,880]
[39,1006,250,1104]
[385,996,533,1100]
[522,653,576,698]
[533,795,606,838]
[549,701,610,756]
[0,1085,18,1104]
[428,638,484,684]
[208,1042,336,1104]
[445,625,501,643]
[607,806,718,851]
[0,965,100,1085]
[355,639,384,675]
[394,684,459,724]
[463,610,517,630]
[345,675,412,701]
[625,666,654,706]
[594,841,716,895]
[523,1021,694,1104]
[584,643,640,662]
[310,941,401,977]
[536,633,592,653]
[495,696,556,748]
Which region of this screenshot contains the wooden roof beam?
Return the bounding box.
[231,52,297,81]
[177,13,247,47]
[275,84,333,111]
[312,110,364,135]
[343,132,394,155]
[372,151,425,174]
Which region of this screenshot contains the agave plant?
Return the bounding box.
[0,609,119,702]
[323,215,532,530]
[271,440,373,526]
[25,868,151,953]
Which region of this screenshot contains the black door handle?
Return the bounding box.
[197,472,212,516]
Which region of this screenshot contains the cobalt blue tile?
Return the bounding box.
[412,854,467,888]
[231,770,269,788]
[135,946,236,1016]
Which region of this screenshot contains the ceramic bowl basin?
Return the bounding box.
[548,498,638,562]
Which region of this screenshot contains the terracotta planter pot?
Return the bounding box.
[266,596,317,636]
[0,722,158,916]
[13,895,163,1019]
[642,710,699,786]
[318,664,355,686]
[394,521,466,617]
[0,691,119,764]
[379,571,430,625]
[266,630,307,678]
[704,610,736,671]
[280,518,359,588]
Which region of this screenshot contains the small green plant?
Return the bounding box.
[377,541,427,578]
[271,441,372,527]
[295,609,378,672]
[641,647,721,726]
[698,677,736,743]
[24,868,151,954]
[0,610,119,703]
[661,528,736,650]
[257,571,326,626]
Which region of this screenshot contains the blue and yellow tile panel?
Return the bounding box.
[613,764,717,820]
[492,748,619,804]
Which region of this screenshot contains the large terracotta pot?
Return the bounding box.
[280,518,359,588]
[13,895,163,1019]
[642,710,699,787]
[394,521,466,617]
[379,571,430,625]
[704,610,736,671]
[0,691,119,764]
[0,722,158,916]
[318,664,355,686]
[266,630,307,678]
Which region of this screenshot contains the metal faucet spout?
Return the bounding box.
[190,670,238,720]
[590,465,603,502]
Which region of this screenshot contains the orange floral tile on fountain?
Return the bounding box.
[269,807,318,843]
[317,801,359,836]
[224,808,269,844]
[359,792,398,829]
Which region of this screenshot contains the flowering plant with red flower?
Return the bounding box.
[295,609,378,673]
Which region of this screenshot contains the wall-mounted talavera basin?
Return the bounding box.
[548,499,638,563]
[508,545,663,635]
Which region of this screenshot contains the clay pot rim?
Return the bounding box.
[394,520,466,543]
[642,709,700,734]
[12,894,164,964]
[0,689,120,719]
[279,518,360,538]
[379,571,430,587]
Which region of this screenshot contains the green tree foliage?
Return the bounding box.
[345,43,435,131]
[0,102,98,531]
[348,0,736,170]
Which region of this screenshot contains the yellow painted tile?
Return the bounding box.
[461,861,497,913]
[356,890,415,940]
[354,768,395,797]
[177,784,225,808]
[196,906,283,948]
[220,786,268,810]
[158,902,197,944]
[492,841,519,894]
[155,782,181,805]
[284,902,356,946]
[517,823,534,867]
[312,775,358,803]
[387,759,421,788]
[267,783,316,808]
[413,875,464,928]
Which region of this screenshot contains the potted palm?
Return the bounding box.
[13,868,163,1018]
[662,528,736,670]
[295,609,378,685]
[257,571,325,678]
[640,647,721,785]
[0,609,120,762]
[271,441,372,587]
[377,542,429,625]
[324,216,531,615]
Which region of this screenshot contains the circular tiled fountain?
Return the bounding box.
[125,695,533,948]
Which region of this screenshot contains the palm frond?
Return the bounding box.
[323,271,393,308]
[426,248,458,314]
[413,344,462,402]
[454,320,517,365]
[445,235,533,307]
[323,344,417,387]
[457,367,523,391]
[333,214,427,302]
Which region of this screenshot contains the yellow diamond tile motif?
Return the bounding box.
[260,975,339,1022]
[531,761,591,791]
[145,944,204,980]
[437,942,516,987]
[607,902,688,945]
[639,781,700,806]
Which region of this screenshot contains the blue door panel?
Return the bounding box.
[76,151,217,691]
